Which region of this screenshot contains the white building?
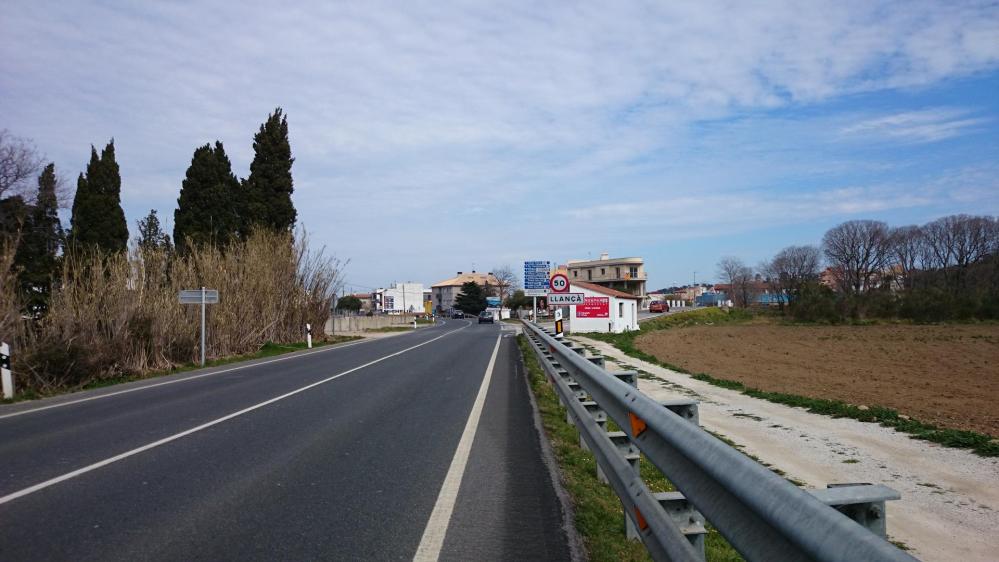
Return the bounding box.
[566,281,640,333]
[376,282,425,313]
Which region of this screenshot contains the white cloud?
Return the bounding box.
[840,108,988,142]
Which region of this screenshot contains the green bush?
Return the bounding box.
[788,283,839,323]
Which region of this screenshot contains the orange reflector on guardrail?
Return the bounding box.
[629,412,647,437]
[635,506,649,530]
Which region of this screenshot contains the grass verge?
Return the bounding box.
[585,308,999,457]
[364,326,418,333]
[516,334,742,561]
[1,335,363,403]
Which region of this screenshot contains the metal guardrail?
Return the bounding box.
[522,321,918,562]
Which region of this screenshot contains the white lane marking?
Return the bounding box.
[0,324,448,421]
[0,324,468,506]
[413,333,502,561]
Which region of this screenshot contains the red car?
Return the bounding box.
[649,301,669,313]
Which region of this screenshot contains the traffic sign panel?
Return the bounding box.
[524,260,552,291]
[548,292,583,305]
[178,289,219,304]
[550,273,569,293]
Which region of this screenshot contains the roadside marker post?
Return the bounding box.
[179,287,219,367]
[554,309,564,339]
[1,342,13,399]
[306,323,313,349]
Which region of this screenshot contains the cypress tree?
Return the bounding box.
[137,209,171,252]
[243,107,296,235]
[14,163,63,315]
[69,140,128,253]
[174,141,240,252]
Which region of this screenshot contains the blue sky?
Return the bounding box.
[3,1,998,292]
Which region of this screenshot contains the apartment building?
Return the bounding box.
[430,271,500,312]
[565,253,648,305]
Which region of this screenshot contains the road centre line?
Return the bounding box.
[0,323,468,506]
[0,323,450,421]
[413,332,502,561]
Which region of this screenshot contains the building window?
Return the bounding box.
[587,269,592,280]
[629,266,639,278]
[600,268,605,275]
[615,267,620,278]
[619,302,624,317]
[573,270,577,278]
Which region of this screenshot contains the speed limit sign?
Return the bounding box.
[550,273,570,293]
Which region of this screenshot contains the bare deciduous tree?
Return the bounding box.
[762,245,821,309]
[491,265,518,312]
[888,225,924,290]
[921,215,997,292]
[821,220,892,295]
[717,256,756,307]
[0,130,43,200]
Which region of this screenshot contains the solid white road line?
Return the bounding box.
[413,333,503,562]
[0,324,467,506]
[0,323,449,421]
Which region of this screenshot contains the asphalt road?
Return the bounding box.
[0,320,572,561]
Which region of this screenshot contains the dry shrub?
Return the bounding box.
[9,229,342,393]
[1,236,28,346]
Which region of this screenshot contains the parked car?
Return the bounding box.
[478,311,495,324]
[649,301,669,313]
[451,310,464,319]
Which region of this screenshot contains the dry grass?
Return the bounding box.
[2,230,343,393]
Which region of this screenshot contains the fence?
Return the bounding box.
[522,321,917,562]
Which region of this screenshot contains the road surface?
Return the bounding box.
[0,320,573,561]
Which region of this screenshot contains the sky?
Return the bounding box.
[3,1,998,292]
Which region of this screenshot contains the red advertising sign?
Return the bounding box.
[576,297,609,318]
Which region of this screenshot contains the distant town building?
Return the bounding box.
[349,293,375,314]
[375,282,425,313]
[431,271,500,312]
[565,253,648,306]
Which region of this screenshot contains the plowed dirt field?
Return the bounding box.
[635,323,999,435]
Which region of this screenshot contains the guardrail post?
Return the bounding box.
[808,483,900,539]
[655,492,708,560]
[622,399,702,543]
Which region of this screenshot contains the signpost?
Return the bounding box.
[524,260,551,321]
[179,287,219,367]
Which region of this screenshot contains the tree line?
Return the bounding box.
[717,215,999,322]
[1,108,296,317]
[1,110,344,394]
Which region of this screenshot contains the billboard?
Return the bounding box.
[486,296,501,308]
[576,297,609,318]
